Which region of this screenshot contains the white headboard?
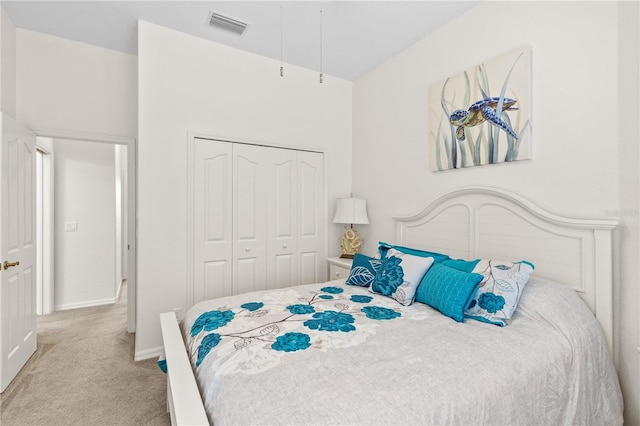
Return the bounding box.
[394,187,617,350]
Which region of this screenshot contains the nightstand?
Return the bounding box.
[327,257,353,280]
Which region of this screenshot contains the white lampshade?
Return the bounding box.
[332,198,369,225]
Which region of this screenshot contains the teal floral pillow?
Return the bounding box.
[345,253,382,287]
[464,260,535,326]
[370,248,435,306]
[415,263,483,322]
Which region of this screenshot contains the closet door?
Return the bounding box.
[193,139,233,303]
[233,144,268,294]
[191,140,326,304]
[265,148,298,289]
[298,151,325,284]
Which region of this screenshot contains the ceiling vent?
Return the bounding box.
[207,11,249,36]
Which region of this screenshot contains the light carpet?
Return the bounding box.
[0,285,170,425]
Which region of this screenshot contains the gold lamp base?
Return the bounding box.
[339,227,362,259]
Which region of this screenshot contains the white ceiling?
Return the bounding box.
[3,1,479,81]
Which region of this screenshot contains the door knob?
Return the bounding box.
[4,261,20,270]
[282,244,288,249]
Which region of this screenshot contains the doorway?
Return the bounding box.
[35,132,136,333]
[36,138,54,315]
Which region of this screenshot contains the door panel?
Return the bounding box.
[203,261,230,300]
[1,114,37,392]
[274,254,294,288]
[266,148,297,289]
[233,144,267,295]
[298,152,325,284]
[193,139,232,304]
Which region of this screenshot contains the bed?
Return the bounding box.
[160,187,624,425]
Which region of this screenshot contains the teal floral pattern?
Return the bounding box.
[372,256,404,296]
[287,304,315,315]
[191,310,235,337]
[304,311,356,332]
[196,333,221,366]
[188,283,404,369]
[350,295,373,304]
[321,286,344,294]
[362,306,402,320]
[478,292,505,313]
[272,332,311,352]
[241,302,264,312]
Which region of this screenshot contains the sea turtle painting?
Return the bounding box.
[449,97,518,141]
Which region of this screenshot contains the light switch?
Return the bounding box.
[65,221,78,232]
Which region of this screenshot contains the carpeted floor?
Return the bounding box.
[0,284,170,425]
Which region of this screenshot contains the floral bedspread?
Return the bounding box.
[182,278,623,426]
[185,282,428,376]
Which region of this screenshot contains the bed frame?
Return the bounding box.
[159,187,617,425]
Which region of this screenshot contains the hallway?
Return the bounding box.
[0,285,169,425]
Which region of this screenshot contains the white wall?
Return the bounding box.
[53,139,117,310]
[1,8,16,118]
[136,21,353,358]
[616,2,640,425]
[16,29,137,137]
[352,1,639,423]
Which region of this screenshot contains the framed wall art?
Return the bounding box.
[429,46,532,171]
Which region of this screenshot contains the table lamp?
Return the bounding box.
[332,197,369,258]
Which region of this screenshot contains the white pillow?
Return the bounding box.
[369,248,434,306]
[464,259,534,326]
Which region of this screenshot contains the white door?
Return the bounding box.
[0,114,37,392]
[266,148,298,289]
[233,144,267,294]
[298,151,325,284]
[190,140,325,305]
[193,139,233,304]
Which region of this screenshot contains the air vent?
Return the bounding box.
[207,11,249,36]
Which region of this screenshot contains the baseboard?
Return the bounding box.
[135,346,164,361]
[115,279,123,301]
[54,297,117,311]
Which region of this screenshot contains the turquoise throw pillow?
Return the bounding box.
[415,263,483,322]
[377,242,450,263]
[345,253,382,287]
[441,258,480,273]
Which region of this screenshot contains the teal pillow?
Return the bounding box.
[441,258,480,273]
[345,253,382,287]
[377,241,450,263]
[415,263,483,322]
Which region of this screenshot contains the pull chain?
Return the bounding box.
[319,9,323,83]
[280,4,284,77]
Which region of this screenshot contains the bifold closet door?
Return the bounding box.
[265,147,298,289]
[193,139,233,304]
[233,144,268,294]
[193,139,326,304]
[297,151,325,284]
